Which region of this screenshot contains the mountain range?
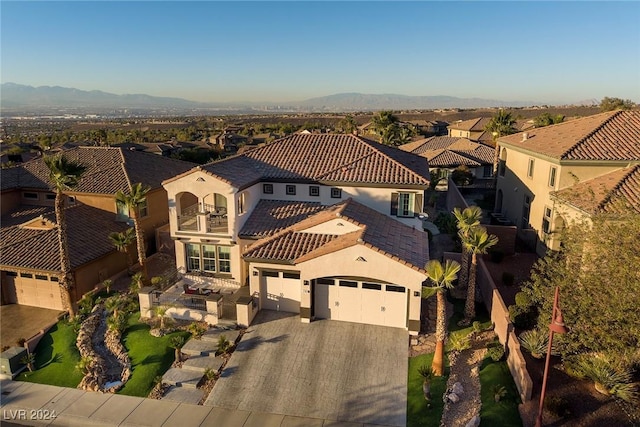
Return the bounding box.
[1,82,541,113]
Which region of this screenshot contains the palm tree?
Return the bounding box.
[484,109,516,178]
[115,183,151,283]
[44,154,86,319]
[423,259,461,376]
[108,227,136,270]
[461,226,498,323]
[371,110,398,137]
[338,115,358,134]
[170,336,186,363]
[452,206,482,296]
[153,305,168,330]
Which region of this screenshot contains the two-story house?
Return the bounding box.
[162,133,432,334]
[447,117,493,146]
[494,110,640,256]
[0,147,194,310]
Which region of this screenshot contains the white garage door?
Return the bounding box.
[261,270,301,313]
[4,272,63,310]
[314,278,407,329]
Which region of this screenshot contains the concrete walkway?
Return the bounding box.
[0,380,398,426]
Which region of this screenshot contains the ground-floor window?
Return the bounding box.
[186,243,232,274]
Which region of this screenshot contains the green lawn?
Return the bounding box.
[407,353,449,427]
[117,313,190,397]
[479,357,523,427]
[18,321,83,388]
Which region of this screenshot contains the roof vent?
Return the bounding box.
[355,256,367,262]
[522,132,529,142]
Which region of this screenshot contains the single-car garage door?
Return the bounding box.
[314,278,407,329]
[261,270,301,313]
[4,272,63,310]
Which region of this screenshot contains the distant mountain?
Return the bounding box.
[1,83,539,113]
[296,92,535,111]
[0,82,206,109]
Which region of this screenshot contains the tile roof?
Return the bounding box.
[449,117,491,132]
[1,203,129,272]
[243,199,429,272]
[239,199,325,238]
[1,147,195,193]
[552,165,640,214]
[498,110,640,161]
[399,137,494,168]
[189,134,430,189]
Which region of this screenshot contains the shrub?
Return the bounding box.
[502,272,515,286]
[493,384,507,402]
[433,213,457,235]
[514,292,531,309]
[573,354,638,403]
[150,276,165,289]
[545,396,571,418]
[216,335,231,355]
[204,367,217,381]
[472,321,483,333]
[518,329,549,359]
[417,364,433,380]
[451,166,474,186]
[187,322,207,339]
[103,279,113,294]
[490,249,505,263]
[448,332,471,352]
[487,343,505,362]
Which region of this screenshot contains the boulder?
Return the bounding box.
[447,392,460,403]
[452,382,464,395]
[465,415,481,427]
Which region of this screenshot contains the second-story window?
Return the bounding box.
[548,167,557,187]
[263,183,273,194]
[286,185,296,195]
[309,186,320,197]
[522,195,531,229]
[138,199,148,217]
[237,192,246,214]
[331,188,342,199]
[527,158,535,179]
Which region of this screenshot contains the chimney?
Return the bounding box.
[522,132,529,142]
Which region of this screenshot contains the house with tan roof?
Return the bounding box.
[0,147,195,310]
[399,136,495,184]
[495,109,640,255]
[162,133,431,333]
[447,117,492,142]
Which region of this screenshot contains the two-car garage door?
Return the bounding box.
[3,271,63,310]
[314,278,407,329]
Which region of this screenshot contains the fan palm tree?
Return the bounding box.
[485,109,516,178]
[452,206,482,296]
[423,259,461,376]
[338,115,358,134]
[115,183,151,283]
[461,226,498,323]
[108,227,136,270]
[44,154,86,319]
[170,336,186,363]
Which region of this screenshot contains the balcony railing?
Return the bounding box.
[203,203,228,234]
[178,214,199,231]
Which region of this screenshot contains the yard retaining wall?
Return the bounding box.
[24,312,67,354]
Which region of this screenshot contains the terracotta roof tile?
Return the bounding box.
[196,134,430,189]
[552,165,640,214]
[499,110,640,161]
[243,199,429,272]
[239,199,324,238]
[1,147,195,193]
[399,137,494,168]
[1,204,129,272]
[449,117,491,132]
[428,150,482,167]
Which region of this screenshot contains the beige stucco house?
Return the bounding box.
[495,110,640,255]
[162,133,431,334]
[0,147,194,310]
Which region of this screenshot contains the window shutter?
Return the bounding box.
[390,192,399,216]
[414,193,424,217]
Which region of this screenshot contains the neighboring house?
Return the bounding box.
[406,120,449,136]
[399,136,495,182]
[495,110,640,256]
[113,142,177,156]
[212,131,247,153]
[0,147,195,309]
[447,117,492,142]
[0,204,129,309]
[162,133,431,334]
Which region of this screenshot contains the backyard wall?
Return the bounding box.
[446,177,467,212]
[485,225,517,256]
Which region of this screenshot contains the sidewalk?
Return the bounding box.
[0,380,392,427]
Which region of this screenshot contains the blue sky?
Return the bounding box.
[2,1,639,104]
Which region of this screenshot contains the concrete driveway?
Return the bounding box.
[205,310,408,426]
[0,304,63,349]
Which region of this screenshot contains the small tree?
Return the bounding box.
[170,336,186,363]
[153,305,168,330]
[20,352,36,372]
[599,96,636,112]
[103,279,113,294]
[108,228,136,270]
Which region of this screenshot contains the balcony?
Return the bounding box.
[203,203,228,234]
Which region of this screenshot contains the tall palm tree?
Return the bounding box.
[461,226,498,323]
[371,110,399,137]
[44,154,86,319]
[485,109,516,178]
[423,259,461,376]
[338,115,358,134]
[108,227,136,270]
[452,206,482,296]
[115,183,151,283]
